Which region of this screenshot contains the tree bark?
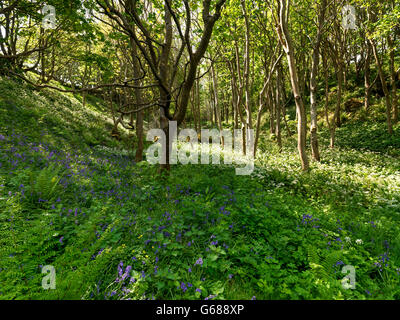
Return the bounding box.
[211,62,224,144]
[130,37,144,162]
[364,38,371,110]
[388,35,398,124]
[276,0,309,171]
[309,0,326,162]
[322,50,335,148]
[370,39,393,134]
[240,0,253,155]
[275,66,282,152]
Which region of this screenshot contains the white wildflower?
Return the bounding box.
[345,237,351,243]
[355,239,363,245]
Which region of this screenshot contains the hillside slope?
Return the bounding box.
[1,77,400,300]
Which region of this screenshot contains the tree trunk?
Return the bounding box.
[370,39,393,134]
[269,88,275,134]
[276,0,309,171]
[211,62,224,145]
[254,54,283,156]
[130,37,144,162]
[388,35,398,124]
[159,1,173,172]
[241,0,253,155]
[364,39,371,110]
[309,0,326,162]
[275,67,282,152]
[335,62,343,128]
[322,51,335,148]
[196,74,201,129]
[229,62,239,129]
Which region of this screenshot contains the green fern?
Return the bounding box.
[307,246,344,298]
[29,164,63,203]
[307,246,343,282]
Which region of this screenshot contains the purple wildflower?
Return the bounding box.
[180,282,187,292]
[122,265,132,280]
[118,261,124,276]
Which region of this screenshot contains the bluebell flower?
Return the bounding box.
[118,261,124,276]
[180,282,187,292]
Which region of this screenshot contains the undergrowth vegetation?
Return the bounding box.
[1,77,400,300]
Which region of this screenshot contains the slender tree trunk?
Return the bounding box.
[210,78,216,125]
[254,97,264,157]
[364,39,371,110]
[159,1,173,172]
[211,63,224,144]
[229,62,239,129]
[275,67,282,151]
[388,35,398,123]
[322,51,335,148]
[298,36,307,98]
[40,27,46,83]
[130,37,144,162]
[190,88,198,132]
[309,0,326,162]
[343,31,348,90]
[280,68,292,137]
[196,74,201,129]
[276,0,309,171]
[328,39,344,131]
[335,62,343,128]
[370,39,393,134]
[241,0,253,155]
[232,41,247,154]
[254,54,282,156]
[269,88,275,134]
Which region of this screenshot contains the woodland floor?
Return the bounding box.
[1,76,400,300]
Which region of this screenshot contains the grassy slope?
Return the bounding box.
[0,76,400,300]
